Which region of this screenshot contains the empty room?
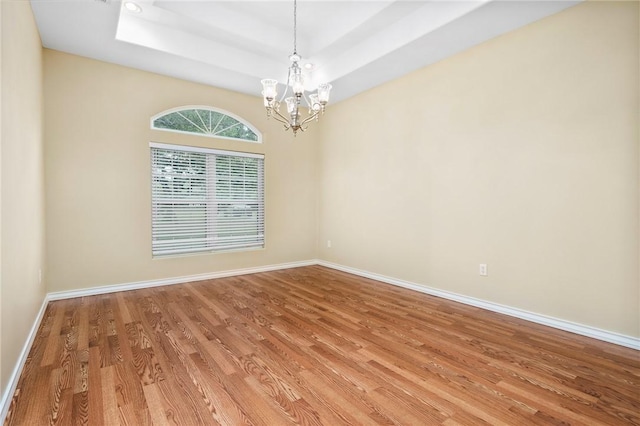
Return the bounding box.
[1,0,638,424]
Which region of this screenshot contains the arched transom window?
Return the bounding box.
[151,106,261,143]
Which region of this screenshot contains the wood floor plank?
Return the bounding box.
[87,346,105,426]
[6,265,640,425]
[141,383,169,426]
[71,390,89,426]
[40,303,65,367]
[99,366,119,426]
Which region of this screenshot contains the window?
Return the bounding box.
[151,106,260,142]
[150,143,264,257]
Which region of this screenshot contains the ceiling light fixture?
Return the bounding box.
[124,2,142,13]
[261,0,331,136]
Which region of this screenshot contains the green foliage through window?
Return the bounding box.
[152,107,259,142]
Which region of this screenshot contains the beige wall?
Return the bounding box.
[11,2,639,393]
[0,0,635,410]
[44,50,319,292]
[318,1,639,337]
[0,0,46,390]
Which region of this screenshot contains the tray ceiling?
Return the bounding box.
[31,0,581,103]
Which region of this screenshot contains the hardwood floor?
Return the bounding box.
[5,266,640,425]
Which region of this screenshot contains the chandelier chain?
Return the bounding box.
[293,0,297,54]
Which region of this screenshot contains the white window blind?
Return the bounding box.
[150,143,264,256]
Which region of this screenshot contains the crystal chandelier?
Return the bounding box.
[261,0,332,136]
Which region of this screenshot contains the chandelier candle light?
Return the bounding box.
[261,0,332,136]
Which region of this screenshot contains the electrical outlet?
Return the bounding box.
[479,264,488,276]
[327,240,332,248]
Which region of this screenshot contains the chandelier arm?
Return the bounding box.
[269,107,294,127]
[298,110,321,128]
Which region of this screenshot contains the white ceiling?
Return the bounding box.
[31,0,580,103]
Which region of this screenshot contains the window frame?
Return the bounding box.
[150,142,265,258]
[150,105,262,143]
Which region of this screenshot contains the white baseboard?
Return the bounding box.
[47,260,317,301]
[317,260,640,351]
[0,297,49,423]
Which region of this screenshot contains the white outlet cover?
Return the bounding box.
[479,264,488,276]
